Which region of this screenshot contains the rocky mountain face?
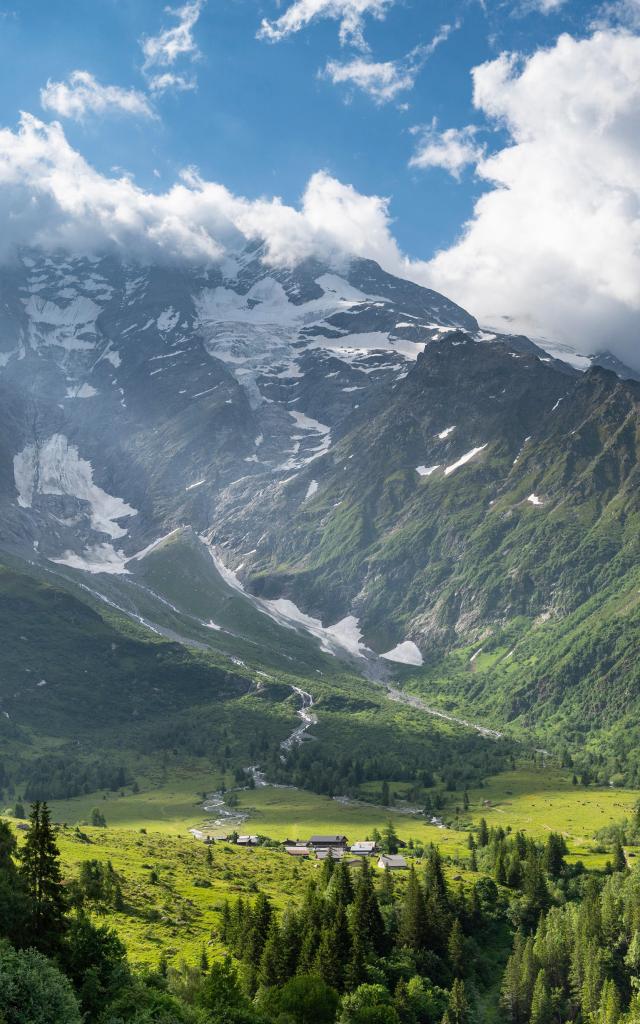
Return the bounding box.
[1,245,639,685]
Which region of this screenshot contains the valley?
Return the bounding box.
[1,248,640,1024]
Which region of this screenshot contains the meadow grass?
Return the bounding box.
[7,760,637,968]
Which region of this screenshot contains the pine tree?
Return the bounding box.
[320,853,335,889]
[542,833,566,878]
[279,905,301,979]
[245,891,272,967]
[382,821,399,854]
[351,859,385,956]
[398,865,428,952]
[316,922,344,992]
[612,839,627,873]
[19,801,67,952]
[330,860,354,906]
[519,937,538,1019]
[443,978,470,1024]
[580,946,603,1020]
[377,863,395,905]
[529,970,552,1024]
[345,931,368,992]
[597,978,621,1024]
[478,818,489,847]
[258,918,285,988]
[500,931,525,1024]
[448,918,465,978]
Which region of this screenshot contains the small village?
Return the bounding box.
[201,831,420,870]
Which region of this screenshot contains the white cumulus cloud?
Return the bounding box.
[258,0,395,49]
[141,1,204,70]
[40,71,155,121]
[0,113,407,271]
[426,29,640,365]
[410,121,484,179]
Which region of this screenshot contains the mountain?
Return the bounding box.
[1,245,639,765]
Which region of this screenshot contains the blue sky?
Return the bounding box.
[0,0,638,363]
[0,0,611,256]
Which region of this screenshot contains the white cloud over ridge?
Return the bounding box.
[258,0,395,49]
[0,113,406,269]
[410,122,484,179]
[40,71,155,121]
[427,30,640,365]
[323,23,457,104]
[3,27,640,367]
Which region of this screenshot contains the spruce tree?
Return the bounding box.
[258,918,285,988]
[398,865,428,952]
[500,931,525,1024]
[478,818,489,847]
[529,970,552,1024]
[19,801,67,952]
[597,978,621,1024]
[443,978,470,1024]
[612,839,627,873]
[316,924,344,991]
[330,860,354,906]
[448,918,465,978]
[351,859,385,956]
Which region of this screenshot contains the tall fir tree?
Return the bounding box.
[529,970,552,1024]
[398,866,428,952]
[18,801,67,953]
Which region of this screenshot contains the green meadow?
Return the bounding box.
[3,758,635,969]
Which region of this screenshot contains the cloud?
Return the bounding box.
[521,0,567,11]
[322,23,458,104]
[4,24,640,371]
[40,71,155,121]
[592,0,640,30]
[141,1,204,70]
[147,72,197,94]
[257,0,395,49]
[425,30,640,364]
[410,121,484,178]
[0,113,406,270]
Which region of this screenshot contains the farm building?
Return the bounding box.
[316,848,344,861]
[308,834,348,849]
[378,854,408,870]
[237,835,259,846]
[285,846,310,857]
[350,841,377,856]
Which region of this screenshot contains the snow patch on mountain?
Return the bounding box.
[22,294,101,352]
[444,445,488,476]
[13,434,137,538]
[203,539,366,658]
[381,641,423,666]
[52,543,129,575]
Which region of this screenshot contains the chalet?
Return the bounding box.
[308,834,348,849]
[315,848,343,861]
[350,841,377,856]
[285,846,310,857]
[237,835,259,846]
[378,854,408,870]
